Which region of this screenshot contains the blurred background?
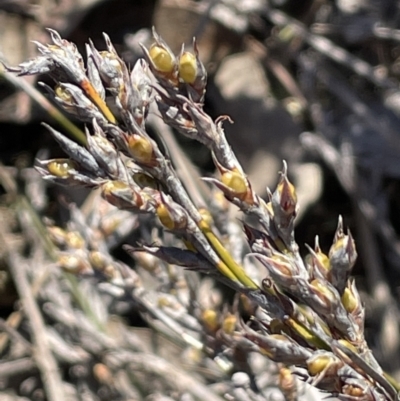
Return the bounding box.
[1,0,400,399]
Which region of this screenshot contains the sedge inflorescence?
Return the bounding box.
[8,28,399,401]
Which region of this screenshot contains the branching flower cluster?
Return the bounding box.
[8,29,400,401]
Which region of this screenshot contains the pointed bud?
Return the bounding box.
[272,162,297,217]
[328,216,357,295]
[341,286,357,314]
[341,280,364,330]
[314,236,330,271]
[94,34,142,115]
[130,58,152,122]
[125,244,214,271]
[131,58,152,103]
[85,43,106,101]
[271,162,297,247]
[87,39,123,92]
[306,239,331,282]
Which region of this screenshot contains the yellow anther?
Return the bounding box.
[179,52,197,84]
[102,180,129,196]
[127,135,153,164]
[55,85,73,102]
[149,44,175,73]
[201,309,219,332]
[341,287,357,313]
[156,204,175,230]
[47,160,76,177]
[307,354,332,376]
[221,171,248,195]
